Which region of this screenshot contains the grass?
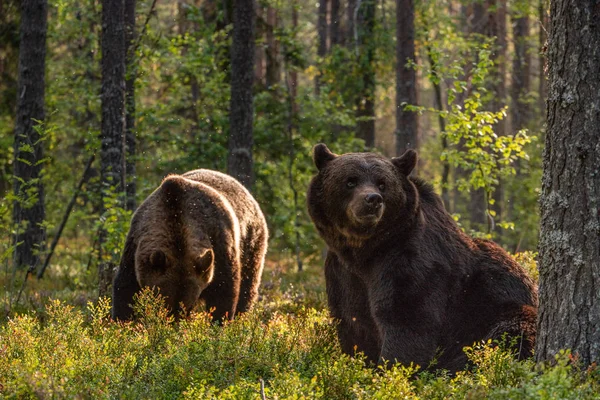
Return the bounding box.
[1,255,599,399]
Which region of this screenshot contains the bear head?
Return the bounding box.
[134,176,215,317]
[308,143,419,245]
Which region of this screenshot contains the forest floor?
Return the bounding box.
[1,254,599,399]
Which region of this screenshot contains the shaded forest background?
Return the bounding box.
[1,0,547,301]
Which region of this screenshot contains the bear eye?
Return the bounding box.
[378,182,386,191]
[346,178,357,188]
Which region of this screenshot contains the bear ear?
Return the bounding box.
[391,149,418,176]
[149,250,168,272]
[195,248,214,274]
[161,175,186,210]
[313,143,338,171]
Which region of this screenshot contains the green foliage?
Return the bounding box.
[95,188,132,264]
[2,276,599,399]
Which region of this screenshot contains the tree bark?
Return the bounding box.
[12,0,48,271]
[356,0,376,148]
[125,0,136,212]
[227,0,255,190]
[395,0,418,155]
[536,0,600,367]
[99,0,126,296]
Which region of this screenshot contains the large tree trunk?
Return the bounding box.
[12,0,48,271]
[536,0,600,367]
[395,0,417,155]
[99,0,126,297]
[125,0,136,212]
[227,0,255,190]
[356,0,376,148]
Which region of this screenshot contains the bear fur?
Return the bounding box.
[307,144,537,372]
[112,169,269,321]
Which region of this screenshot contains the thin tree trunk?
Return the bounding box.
[228,0,255,190]
[265,6,280,87]
[12,0,48,271]
[346,0,356,48]
[536,0,600,367]
[427,47,450,211]
[125,0,136,212]
[508,14,531,240]
[99,0,126,297]
[395,0,418,154]
[329,0,340,47]
[488,0,507,238]
[316,0,328,92]
[356,0,376,147]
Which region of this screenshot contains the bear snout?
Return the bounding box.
[364,193,383,209]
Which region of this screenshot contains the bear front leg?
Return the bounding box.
[236,224,268,314]
[370,265,443,369]
[200,243,241,322]
[112,234,140,321]
[325,252,381,362]
[377,323,439,369]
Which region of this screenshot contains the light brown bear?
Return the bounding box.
[112,169,268,321]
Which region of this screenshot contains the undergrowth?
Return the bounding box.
[1,260,599,399]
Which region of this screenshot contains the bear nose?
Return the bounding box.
[365,193,383,208]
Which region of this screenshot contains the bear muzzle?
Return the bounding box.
[348,193,385,227]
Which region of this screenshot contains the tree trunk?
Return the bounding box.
[395,0,418,155]
[265,6,280,87]
[427,48,450,211]
[356,0,376,148]
[316,0,328,92]
[508,14,531,237]
[536,0,600,367]
[488,0,507,238]
[227,0,255,190]
[12,0,48,271]
[125,0,136,212]
[346,0,356,48]
[329,0,340,47]
[99,0,126,297]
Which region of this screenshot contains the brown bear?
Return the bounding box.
[112,169,269,321]
[307,144,537,372]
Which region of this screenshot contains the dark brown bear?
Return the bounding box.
[307,144,537,372]
[112,169,268,321]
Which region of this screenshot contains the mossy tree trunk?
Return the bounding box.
[536,0,600,366]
